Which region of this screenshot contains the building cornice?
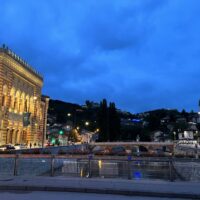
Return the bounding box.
[0,45,43,87]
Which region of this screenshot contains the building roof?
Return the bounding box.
[42,95,50,99]
[0,44,43,81]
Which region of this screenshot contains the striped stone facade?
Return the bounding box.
[0,45,49,146]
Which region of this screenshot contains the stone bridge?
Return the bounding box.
[92,142,174,152]
[16,142,174,154]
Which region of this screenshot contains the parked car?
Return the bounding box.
[92,146,109,155]
[0,144,15,151]
[45,143,54,147]
[6,144,15,150]
[139,145,149,156]
[110,146,127,156]
[155,148,172,157]
[0,145,7,151]
[14,144,27,150]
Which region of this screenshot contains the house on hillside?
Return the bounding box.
[178,131,194,140]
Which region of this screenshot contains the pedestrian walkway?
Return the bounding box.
[0,176,199,199]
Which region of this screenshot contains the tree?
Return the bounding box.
[85,100,93,109]
[181,109,189,120]
[97,100,121,142]
[120,125,142,141]
[140,128,151,141]
[109,102,121,141]
[98,99,109,141]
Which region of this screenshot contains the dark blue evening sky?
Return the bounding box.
[0,0,200,113]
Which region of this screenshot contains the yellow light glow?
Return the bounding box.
[98,160,102,169]
[80,169,83,177]
[85,121,89,126]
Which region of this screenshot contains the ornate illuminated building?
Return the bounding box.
[0,45,49,146]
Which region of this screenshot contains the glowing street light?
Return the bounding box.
[85,121,89,126]
[173,131,176,141]
[67,113,71,117]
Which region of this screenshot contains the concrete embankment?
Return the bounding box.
[173,161,200,181]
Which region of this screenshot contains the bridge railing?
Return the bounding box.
[0,155,200,181]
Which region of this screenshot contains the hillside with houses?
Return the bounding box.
[46,99,200,145]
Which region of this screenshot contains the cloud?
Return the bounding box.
[0,0,200,112]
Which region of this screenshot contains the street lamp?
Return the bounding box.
[85,121,89,126]
[67,112,76,128]
[96,128,99,132]
[173,131,176,157]
[194,130,199,141]
[173,131,176,141]
[87,134,91,143]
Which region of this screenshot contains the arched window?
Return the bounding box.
[10,88,15,110]
[24,99,27,112]
[30,97,34,113]
[19,98,22,112]
[13,97,17,110]
[13,91,21,112]
[20,93,25,112]
[2,85,8,107]
[2,96,5,107]
[24,96,29,112]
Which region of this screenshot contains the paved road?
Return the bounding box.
[1,176,200,199]
[0,191,188,200]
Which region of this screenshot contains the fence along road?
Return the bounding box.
[0,154,200,181]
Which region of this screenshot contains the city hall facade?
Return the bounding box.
[0,45,49,146]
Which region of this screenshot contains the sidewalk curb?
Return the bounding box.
[0,185,200,199]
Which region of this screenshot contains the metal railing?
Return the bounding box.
[0,155,200,181]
